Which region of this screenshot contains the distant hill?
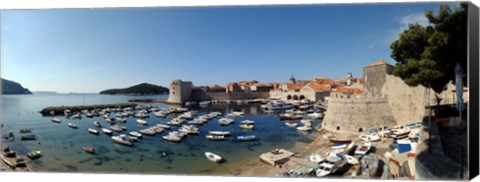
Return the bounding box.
[33,91,58,95]
[100,83,169,95]
[1,78,32,95]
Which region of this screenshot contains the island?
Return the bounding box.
[99,83,169,95]
[1,78,32,95]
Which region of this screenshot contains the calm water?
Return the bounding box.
[0,94,319,174]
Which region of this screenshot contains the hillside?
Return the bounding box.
[100,83,169,95]
[1,78,32,95]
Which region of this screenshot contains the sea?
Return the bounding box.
[0,94,319,175]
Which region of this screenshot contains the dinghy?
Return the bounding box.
[205,152,223,162]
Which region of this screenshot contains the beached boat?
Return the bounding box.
[354,141,372,157]
[129,131,142,138]
[102,128,113,135]
[51,118,61,123]
[329,138,352,144]
[344,154,359,165]
[136,119,148,125]
[390,127,411,139]
[285,122,298,127]
[20,134,36,140]
[111,134,133,146]
[315,154,348,177]
[205,152,222,162]
[27,150,42,159]
[331,143,347,149]
[309,154,324,163]
[88,128,99,135]
[208,131,231,136]
[239,124,254,129]
[237,135,256,141]
[83,146,95,154]
[296,125,312,131]
[206,135,225,140]
[68,123,78,129]
[94,121,101,127]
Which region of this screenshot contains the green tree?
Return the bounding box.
[390,3,467,93]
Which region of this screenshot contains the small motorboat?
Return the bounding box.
[110,125,123,132]
[51,118,61,123]
[102,128,113,135]
[239,124,254,129]
[94,121,101,127]
[296,125,312,131]
[344,154,359,165]
[285,122,298,127]
[68,123,78,129]
[354,141,372,157]
[237,135,256,141]
[205,152,223,162]
[140,128,156,136]
[156,124,170,129]
[111,134,133,146]
[20,134,36,140]
[83,146,95,154]
[136,119,148,125]
[240,120,255,124]
[309,154,324,163]
[27,150,42,159]
[316,154,348,177]
[206,135,225,140]
[331,143,347,149]
[208,131,231,136]
[129,131,142,138]
[88,128,99,135]
[163,134,182,142]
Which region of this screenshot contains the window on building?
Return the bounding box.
[336,126,340,130]
[358,128,363,132]
[173,92,175,95]
[173,87,175,90]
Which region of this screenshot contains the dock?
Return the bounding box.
[39,103,137,116]
[259,149,295,166]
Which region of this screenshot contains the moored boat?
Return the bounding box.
[239,124,254,129]
[237,135,256,141]
[285,122,298,127]
[296,125,312,131]
[83,146,95,154]
[129,131,142,138]
[27,150,42,159]
[136,119,148,125]
[205,152,223,162]
[88,128,99,135]
[68,123,78,129]
[94,121,101,127]
[102,128,113,135]
[208,131,231,136]
[51,118,61,123]
[206,135,225,140]
[111,134,133,146]
[20,134,36,140]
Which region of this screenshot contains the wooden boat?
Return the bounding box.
[27,150,42,159]
[51,118,61,123]
[129,131,142,138]
[102,128,113,135]
[68,123,78,129]
[205,152,222,162]
[206,135,225,140]
[20,135,36,140]
[111,134,133,146]
[83,146,95,154]
[208,131,231,136]
[237,135,256,141]
[88,128,99,135]
[354,141,372,157]
[239,124,254,129]
[329,138,352,144]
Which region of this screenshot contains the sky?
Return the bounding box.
[0,2,458,93]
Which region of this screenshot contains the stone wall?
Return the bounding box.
[363,64,392,96]
[322,94,397,133]
[167,80,193,104]
[191,90,270,101]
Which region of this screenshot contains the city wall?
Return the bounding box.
[191,90,270,101]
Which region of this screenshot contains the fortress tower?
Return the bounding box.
[363,59,394,96]
[167,80,193,104]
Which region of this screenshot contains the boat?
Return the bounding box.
[218,118,234,125]
[139,128,156,136]
[83,146,95,154]
[136,119,148,125]
[390,127,411,139]
[110,125,123,132]
[331,143,347,149]
[329,137,352,144]
[68,123,78,129]
[239,124,254,129]
[88,128,99,135]
[237,135,256,141]
[354,141,372,157]
[163,134,182,142]
[205,152,222,162]
[27,150,42,159]
[111,134,133,146]
[179,125,200,134]
[309,154,324,163]
[51,118,61,123]
[128,136,139,142]
[279,113,302,120]
[102,128,113,135]
[206,135,225,140]
[156,124,171,129]
[240,120,255,124]
[315,154,348,177]
[19,128,32,133]
[285,122,298,127]
[307,112,324,119]
[266,100,294,110]
[129,131,142,138]
[344,154,359,165]
[296,125,312,131]
[94,121,101,127]
[20,135,36,140]
[208,131,231,136]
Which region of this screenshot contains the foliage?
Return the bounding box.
[99,83,169,95]
[390,3,467,93]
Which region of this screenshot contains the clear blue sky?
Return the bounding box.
[1,2,456,93]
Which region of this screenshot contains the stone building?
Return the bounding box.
[167,80,193,104]
[363,59,394,96]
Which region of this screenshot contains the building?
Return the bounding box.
[363,59,395,96]
[167,80,193,104]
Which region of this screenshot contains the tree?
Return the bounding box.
[390,3,467,93]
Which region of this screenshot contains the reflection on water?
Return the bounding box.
[1,94,318,174]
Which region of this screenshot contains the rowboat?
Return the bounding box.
[205,152,223,162]
[354,141,372,157]
[331,143,346,149]
[21,135,36,140]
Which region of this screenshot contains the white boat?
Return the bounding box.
[239,124,254,129]
[307,112,324,119]
[266,100,294,110]
[110,125,123,132]
[309,154,324,163]
[206,135,225,140]
[285,122,298,127]
[208,131,231,136]
[296,125,312,131]
[205,152,222,162]
[139,128,156,136]
[68,123,78,129]
[136,119,148,125]
[51,118,61,123]
[111,134,133,146]
[316,154,348,177]
[102,128,113,135]
[88,128,99,135]
[240,120,255,124]
[354,141,372,157]
[331,143,347,149]
[344,154,359,165]
[218,118,234,125]
[156,124,171,129]
[237,135,256,141]
[163,134,182,142]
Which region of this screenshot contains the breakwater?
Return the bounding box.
[39,103,137,116]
